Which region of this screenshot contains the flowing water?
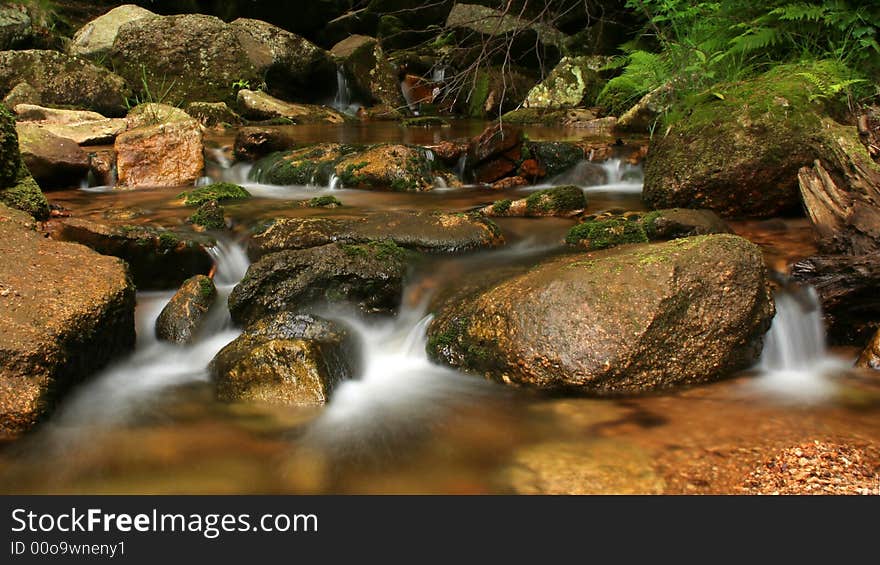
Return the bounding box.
[2,121,879,494]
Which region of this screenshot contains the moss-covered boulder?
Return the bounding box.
[0,5,32,50]
[228,241,415,325]
[236,89,345,124]
[188,199,227,230]
[251,143,439,191]
[525,141,584,177]
[427,235,774,393]
[303,195,343,208]
[0,102,21,187]
[155,275,216,344]
[53,219,214,289]
[210,312,358,405]
[523,56,605,110]
[643,62,850,218]
[0,203,135,439]
[0,50,130,116]
[330,35,405,111]
[483,186,586,218]
[249,212,503,258]
[1,163,49,220]
[178,183,250,207]
[567,208,730,250]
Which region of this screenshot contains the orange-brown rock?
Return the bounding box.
[115,119,204,188]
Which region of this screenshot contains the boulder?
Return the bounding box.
[446,3,565,48]
[115,119,204,188]
[184,102,243,128]
[230,18,336,103]
[210,312,358,405]
[251,143,438,191]
[330,35,405,111]
[856,329,880,370]
[68,4,158,61]
[228,241,415,326]
[567,208,731,250]
[525,141,584,177]
[15,122,89,187]
[0,50,130,116]
[2,82,41,109]
[14,104,127,145]
[523,56,604,109]
[460,66,536,118]
[249,211,503,258]
[52,218,214,289]
[482,186,586,218]
[0,103,47,219]
[427,234,774,393]
[236,89,345,124]
[0,5,31,50]
[616,84,672,132]
[641,208,732,240]
[468,122,522,164]
[110,14,336,106]
[643,62,846,217]
[155,275,217,344]
[233,126,297,161]
[0,203,135,439]
[124,103,192,130]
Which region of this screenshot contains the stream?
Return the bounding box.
[1,121,878,494]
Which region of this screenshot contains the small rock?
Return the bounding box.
[155,275,217,344]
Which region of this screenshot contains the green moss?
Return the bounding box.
[197,276,216,299]
[178,183,250,207]
[525,185,586,214]
[338,162,369,187]
[0,103,21,188]
[188,199,226,229]
[341,240,409,261]
[492,199,512,214]
[640,210,663,240]
[305,195,342,208]
[158,231,180,250]
[527,142,584,177]
[565,217,648,250]
[0,164,49,220]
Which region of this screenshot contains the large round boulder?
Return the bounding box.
[68,4,158,61]
[228,241,415,326]
[643,62,847,218]
[427,234,774,393]
[0,50,130,116]
[210,312,358,406]
[330,35,405,110]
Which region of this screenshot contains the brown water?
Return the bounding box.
[2,121,878,494]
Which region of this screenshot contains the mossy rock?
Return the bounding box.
[178,183,250,207]
[643,60,857,218]
[401,116,451,128]
[1,164,49,221]
[188,199,226,230]
[483,185,586,218]
[303,195,343,208]
[523,56,605,109]
[526,141,584,177]
[566,217,648,250]
[0,103,20,187]
[228,241,415,325]
[250,144,347,186]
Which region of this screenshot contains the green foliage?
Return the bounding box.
[604,0,880,116]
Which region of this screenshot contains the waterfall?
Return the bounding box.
[331,66,361,115]
[544,158,644,193]
[754,285,845,402]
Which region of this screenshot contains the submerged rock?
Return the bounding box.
[0,204,136,439]
[228,241,414,326]
[211,312,358,405]
[249,212,503,258]
[155,275,217,344]
[483,186,586,218]
[427,234,774,393]
[115,119,204,188]
[0,50,130,116]
[53,218,214,289]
